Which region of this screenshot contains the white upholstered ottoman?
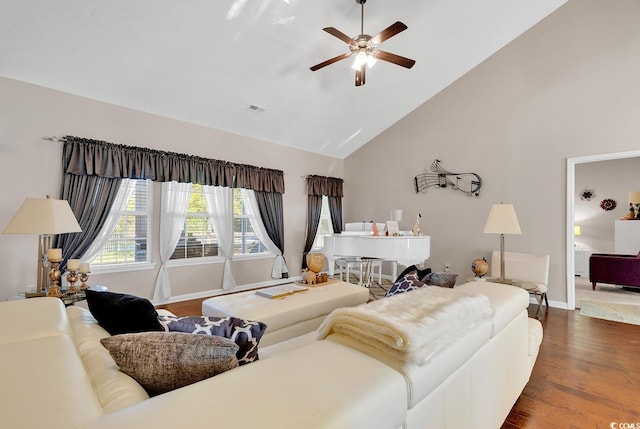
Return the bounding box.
[202,281,369,347]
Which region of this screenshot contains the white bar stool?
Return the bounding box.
[337,257,382,287]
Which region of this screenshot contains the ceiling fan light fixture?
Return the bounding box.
[351,50,368,70]
[366,53,377,68]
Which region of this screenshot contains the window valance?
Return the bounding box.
[306,175,343,197]
[62,136,285,193]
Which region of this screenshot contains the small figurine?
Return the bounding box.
[625,203,636,220]
[412,213,422,236]
[301,269,317,285]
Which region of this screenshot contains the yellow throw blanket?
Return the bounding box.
[317,286,493,365]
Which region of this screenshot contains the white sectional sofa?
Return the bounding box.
[0,281,542,429]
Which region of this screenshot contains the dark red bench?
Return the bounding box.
[589,252,640,290]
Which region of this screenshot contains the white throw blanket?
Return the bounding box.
[317,286,494,365]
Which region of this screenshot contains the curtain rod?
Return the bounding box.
[42,136,67,142]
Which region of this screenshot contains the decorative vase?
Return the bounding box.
[306,253,325,274]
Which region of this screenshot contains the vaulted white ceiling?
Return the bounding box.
[0,0,567,159]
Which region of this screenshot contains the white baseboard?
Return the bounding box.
[153,277,302,305]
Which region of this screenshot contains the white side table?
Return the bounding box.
[575,249,590,277]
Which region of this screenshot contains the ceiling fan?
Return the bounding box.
[310,0,415,87]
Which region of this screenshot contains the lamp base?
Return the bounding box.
[24,292,47,298]
[487,277,514,285]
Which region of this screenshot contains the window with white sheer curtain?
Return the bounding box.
[311,196,334,252]
[86,180,278,296]
[85,179,152,270]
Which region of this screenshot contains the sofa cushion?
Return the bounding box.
[386,272,427,297]
[66,306,150,412]
[100,331,239,396]
[85,290,163,335]
[158,315,266,365]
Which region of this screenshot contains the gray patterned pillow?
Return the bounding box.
[424,272,458,288]
[158,315,267,365]
[101,332,239,396]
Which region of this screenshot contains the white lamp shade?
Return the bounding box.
[629,192,640,205]
[483,204,522,235]
[3,197,82,235]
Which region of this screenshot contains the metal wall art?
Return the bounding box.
[600,198,617,211]
[414,159,482,196]
[580,188,596,201]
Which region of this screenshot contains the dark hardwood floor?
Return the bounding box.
[158,299,640,428]
[503,306,640,428]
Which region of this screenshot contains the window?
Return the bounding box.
[170,183,218,260]
[311,196,334,251]
[233,189,268,255]
[90,179,152,267]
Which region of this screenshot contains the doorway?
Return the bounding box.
[566,150,640,310]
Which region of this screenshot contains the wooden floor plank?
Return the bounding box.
[158,297,640,427]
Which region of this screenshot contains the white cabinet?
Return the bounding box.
[575,249,590,277]
[614,220,640,254]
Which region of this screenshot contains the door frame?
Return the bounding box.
[566,150,640,310]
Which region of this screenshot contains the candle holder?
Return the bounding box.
[79,271,90,290]
[47,259,63,298]
[65,270,79,295]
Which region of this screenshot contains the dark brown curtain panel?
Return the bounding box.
[302,175,344,268]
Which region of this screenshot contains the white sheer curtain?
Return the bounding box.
[153,181,191,302]
[242,189,288,278]
[81,178,136,263]
[203,186,236,290]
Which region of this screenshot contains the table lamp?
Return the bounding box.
[483,203,522,284]
[629,192,640,218]
[3,195,82,295]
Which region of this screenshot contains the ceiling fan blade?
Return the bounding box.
[322,27,356,46]
[370,21,408,45]
[355,67,366,87]
[310,53,352,71]
[375,50,416,69]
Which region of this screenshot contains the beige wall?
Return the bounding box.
[344,0,640,306]
[0,77,343,301]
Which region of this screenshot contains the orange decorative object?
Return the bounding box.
[306,253,325,274]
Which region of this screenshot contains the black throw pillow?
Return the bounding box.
[393,265,432,284]
[85,289,163,335]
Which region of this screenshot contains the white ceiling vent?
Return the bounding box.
[247,104,266,114]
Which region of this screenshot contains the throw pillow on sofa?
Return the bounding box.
[158,315,267,365]
[101,331,239,396]
[423,272,458,288]
[385,272,427,297]
[85,290,163,335]
[393,265,432,284]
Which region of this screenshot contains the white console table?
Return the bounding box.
[615,220,640,254]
